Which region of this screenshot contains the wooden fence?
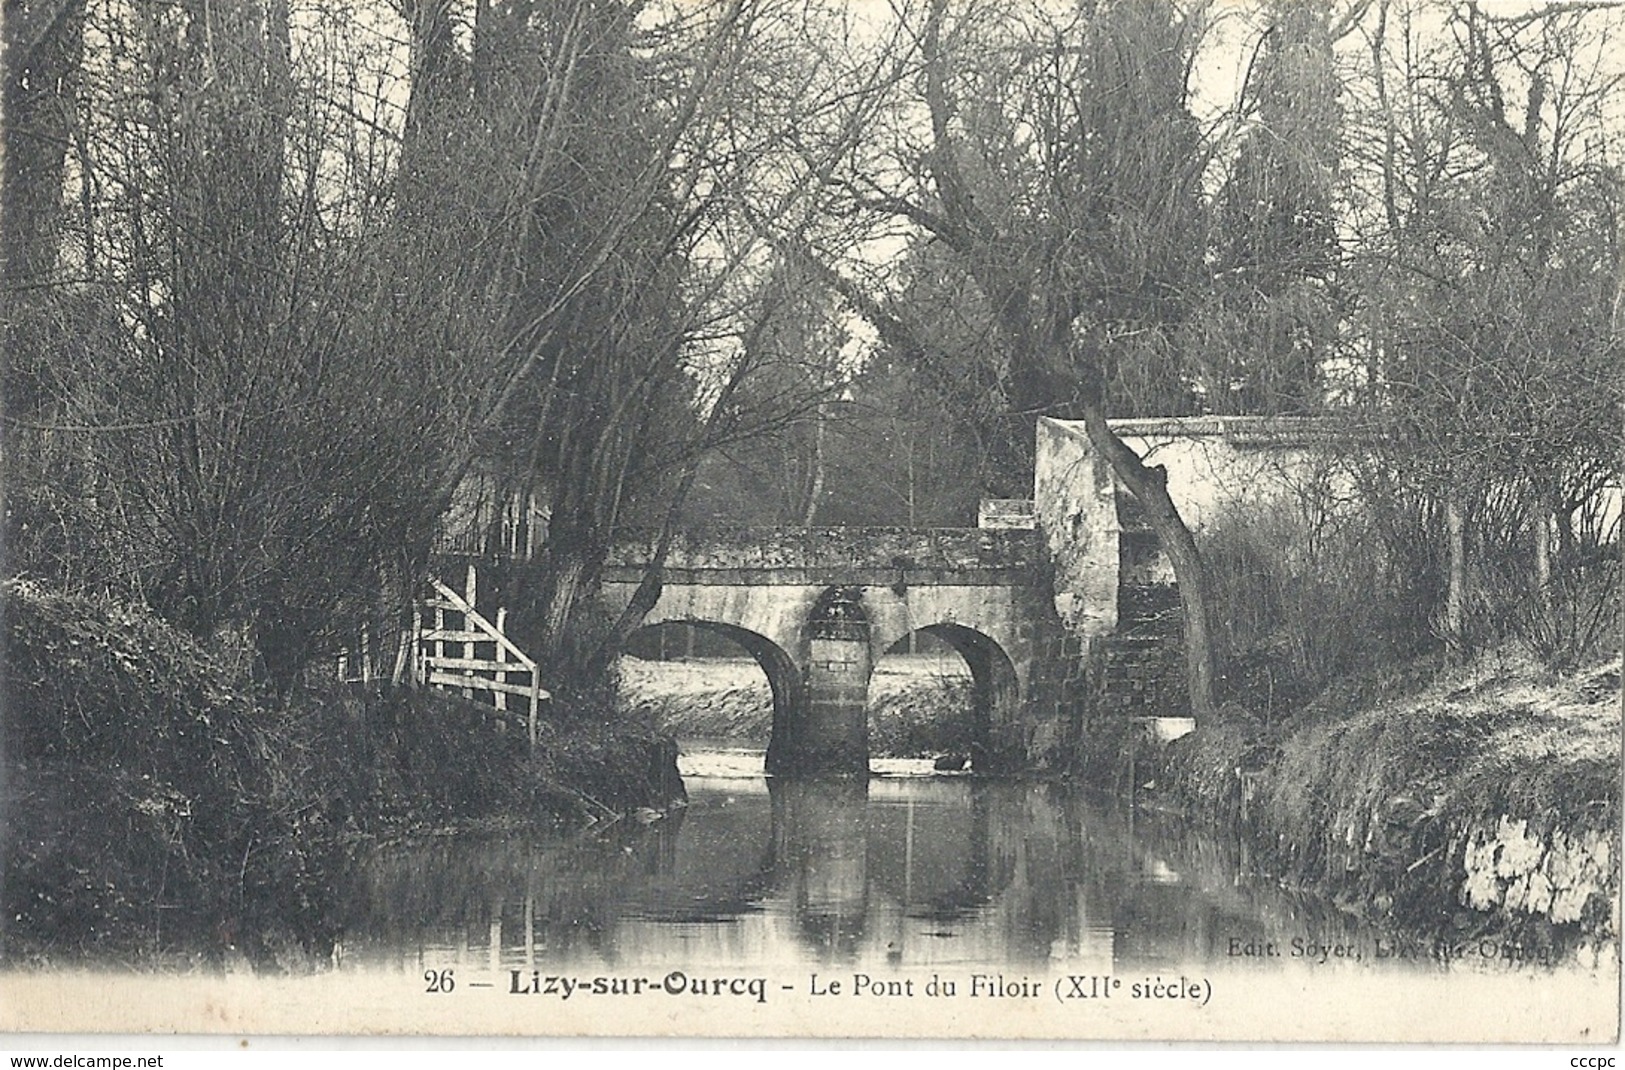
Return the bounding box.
[415,569,549,747]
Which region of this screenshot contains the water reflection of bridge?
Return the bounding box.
[339,777,1368,974]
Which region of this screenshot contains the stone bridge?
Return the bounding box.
[601,527,1060,775]
[426,417,1368,776]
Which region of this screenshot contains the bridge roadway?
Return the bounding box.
[601,527,1060,775]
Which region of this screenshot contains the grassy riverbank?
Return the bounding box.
[1150,648,1621,958]
[0,580,681,964]
[618,654,978,757]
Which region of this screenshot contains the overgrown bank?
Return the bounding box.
[1145,651,1621,960]
[0,580,682,964]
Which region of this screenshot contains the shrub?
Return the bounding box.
[1496,555,1621,674]
[2,579,328,961]
[1200,504,1436,720]
[1,579,682,962]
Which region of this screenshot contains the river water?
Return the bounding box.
[331,748,1481,979]
[5,746,1616,1040]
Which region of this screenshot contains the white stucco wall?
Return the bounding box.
[1035,419,1121,636]
[1108,417,1352,533]
[1035,416,1353,636]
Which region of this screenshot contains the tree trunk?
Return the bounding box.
[1,0,84,287]
[1445,491,1467,659]
[802,405,825,527]
[1077,404,1218,720]
[581,421,716,683]
[2,0,86,414]
[1534,507,1551,592]
[536,546,591,675]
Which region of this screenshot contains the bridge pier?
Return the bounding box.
[768,586,870,776]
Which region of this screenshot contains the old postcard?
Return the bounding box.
[2,0,1619,1047]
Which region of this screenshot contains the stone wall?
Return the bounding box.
[1034,416,1351,726]
[607,526,1042,579]
[1036,416,1350,636]
[1034,419,1122,637]
[1459,816,1617,935]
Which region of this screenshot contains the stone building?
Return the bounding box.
[1034,415,1352,735]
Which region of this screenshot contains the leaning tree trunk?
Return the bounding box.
[1077,404,1218,720]
[580,357,757,683]
[1000,308,1221,723]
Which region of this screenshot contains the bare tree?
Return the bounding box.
[1348,0,1623,662]
[378,0,902,696]
[4,0,900,697]
[1200,0,1353,414]
[6,1,460,689]
[787,0,1227,717]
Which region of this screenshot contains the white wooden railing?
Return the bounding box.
[415,569,549,747]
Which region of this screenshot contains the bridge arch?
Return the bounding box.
[625,619,801,741]
[881,623,1018,767]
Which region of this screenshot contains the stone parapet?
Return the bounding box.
[607,526,1044,574]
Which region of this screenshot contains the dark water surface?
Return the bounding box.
[333,754,1478,980]
[6,750,1616,1040]
[3,751,1612,1040]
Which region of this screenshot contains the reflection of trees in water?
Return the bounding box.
[626,799,780,924]
[866,783,991,924]
[336,816,684,966]
[856,782,1350,971]
[1107,806,1258,967]
[338,777,1386,973]
[1107,807,1375,968]
[1020,790,1282,969]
